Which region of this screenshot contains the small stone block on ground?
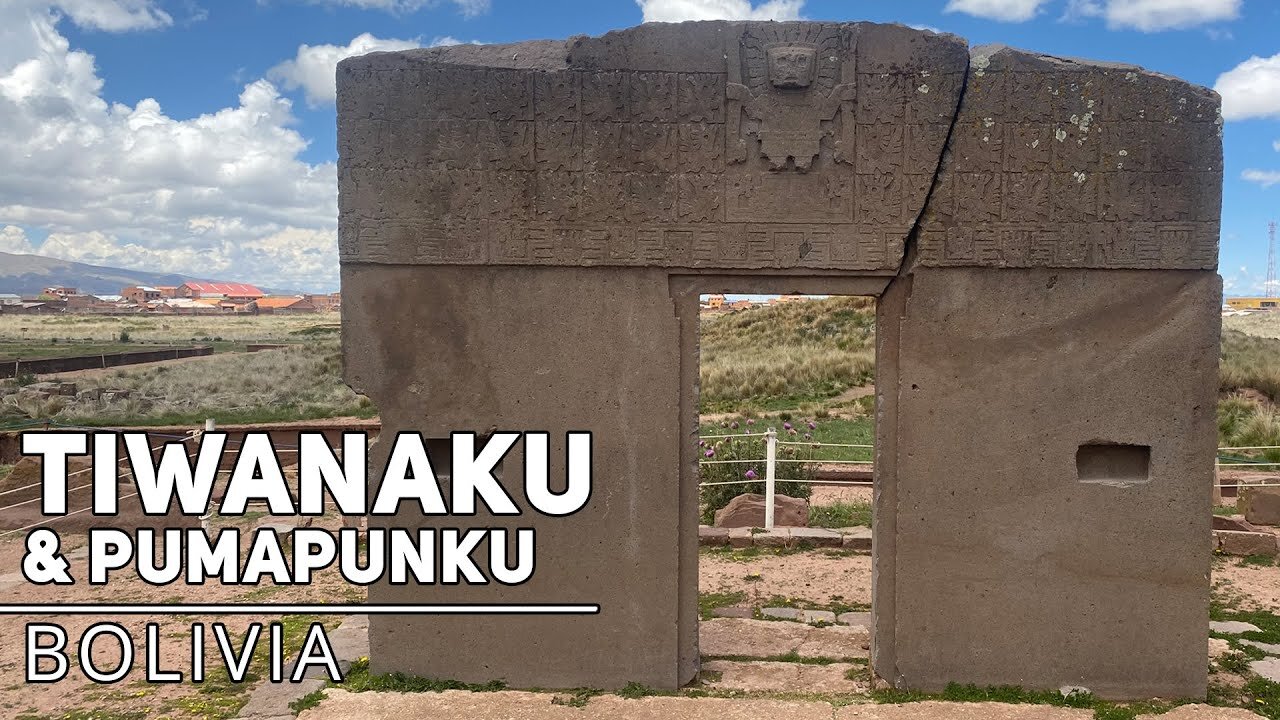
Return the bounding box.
[801,609,837,624]
[699,525,730,546]
[842,527,872,550]
[728,527,753,549]
[1214,515,1263,533]
[700,659,865,693]
[789,527,843,547]
[762,607,803,621]
[1241,486,1280,526]
[1242,639,1280,655]
[700,618,869,660]
[753,528,791,547]
[838,612,872,627]
[1251,658,1280,683]
[238,677,325,718]
[1211,620,1263,634]
[1215,530,1278,556]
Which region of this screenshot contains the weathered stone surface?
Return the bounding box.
[714,493,808,528]
[337,22,970,274]
[340,18,1220,700]
[914,45,1221,272]
[710,606,754,619]
[701,659,865,693]
[875,269,1219,700]
[1241,487,1280,526]
[1215,530,1278,557]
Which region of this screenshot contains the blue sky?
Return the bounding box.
[1,0,1278,293]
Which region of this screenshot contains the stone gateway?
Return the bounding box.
[338,21,1221,700]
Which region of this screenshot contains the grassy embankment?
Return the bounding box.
[0,315,367,428]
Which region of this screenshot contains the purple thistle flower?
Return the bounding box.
[745,469,758,480]
[698,440,706,447]
[807,421,816,430]
[746,418,755,425]
[783,422,793,430]
[705,449,715,458]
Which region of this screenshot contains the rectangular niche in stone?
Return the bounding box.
[1076,443,1151,487]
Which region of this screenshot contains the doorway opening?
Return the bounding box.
[680,278,884,695]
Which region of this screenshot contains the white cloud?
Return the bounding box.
[269,33,422,108]
[1099,0,1239,32]
[1243,170,1280,188]
[943,0,1049,22]
[305,0,491,18]
[49,0,172,31]
[636,0,804,22]
[1273,139,1280,152]
[0,3,341,290]
[0,226,36,254]
[1216,53,1280,121]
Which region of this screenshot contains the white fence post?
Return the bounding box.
[764,427,777,530]
[200,418,215,531]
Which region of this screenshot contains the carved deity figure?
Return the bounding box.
[728,33,855,172]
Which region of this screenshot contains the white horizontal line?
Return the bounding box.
[0,604,599,615]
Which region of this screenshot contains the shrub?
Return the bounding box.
[118,329,131,343]
[698,424,815,524]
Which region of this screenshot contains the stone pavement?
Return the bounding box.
[299,691,1263,719]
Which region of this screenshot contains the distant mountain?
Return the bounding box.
[0,251,199,296]
[0,252,291,296]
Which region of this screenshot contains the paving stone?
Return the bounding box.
[1211,621,1263,634]
[761,607,803,621]
[838,612,872,627]
[789,527,843,548]
[1242,639,1280,655]
[302,615,370,679]
[842,527,872,550]
[710,606,754,619]
[699,526,730,546]
[238,677,325,718]
[795,623,870,659]
[701,659,865,693]
[1215,515,1263,533]
[1210,637,1232,658]
[801,609,837,625]
[1253,658,1280,682]
[699,618,868,660]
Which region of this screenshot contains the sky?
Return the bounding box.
[0,0,1278,294]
